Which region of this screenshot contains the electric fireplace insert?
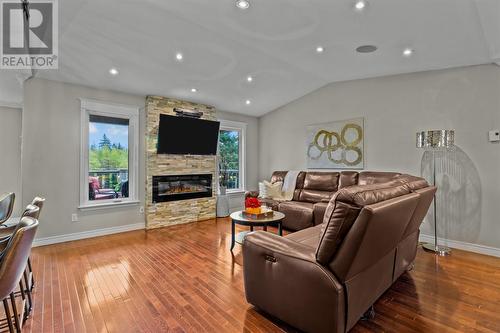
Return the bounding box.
[152,174,213,202]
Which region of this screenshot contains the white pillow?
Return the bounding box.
[259,181,283,199]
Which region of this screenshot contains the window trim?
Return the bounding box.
[79,98,140,209]
[218,119,247,194]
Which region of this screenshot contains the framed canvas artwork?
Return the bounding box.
[306,117,364,169]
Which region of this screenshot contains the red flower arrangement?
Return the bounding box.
[245,197,262,214]
[245,197,261,208]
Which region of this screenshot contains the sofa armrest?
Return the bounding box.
[242,231,346,333]
[244,230,317,261]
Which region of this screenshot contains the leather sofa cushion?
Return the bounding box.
[315,197,361,265]
[315,181,412,265]
[335,181,411,207]
[297,172,339,203]
[279,201,314,231]
[299,190,332,203]
[313,202,329,226]
[357,171,401,186]
[302,172,339,191]
[285,224,323,248]
[397,174,429,191]
[292,172,307,201]
[339,171,358,189]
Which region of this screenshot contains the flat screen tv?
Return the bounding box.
[157,114,220,155]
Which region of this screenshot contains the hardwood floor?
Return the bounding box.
[17,218,500,333]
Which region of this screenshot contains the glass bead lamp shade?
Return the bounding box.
[416,130,455,150]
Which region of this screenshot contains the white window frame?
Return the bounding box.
[218,119,247,194]
[79,98,140,209]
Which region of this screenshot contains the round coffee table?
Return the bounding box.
[230,211,285,251]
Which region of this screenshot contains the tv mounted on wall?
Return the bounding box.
[157,114,220,155]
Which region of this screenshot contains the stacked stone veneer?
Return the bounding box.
[146,96,217,229]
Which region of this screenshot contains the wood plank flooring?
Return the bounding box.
[18,218,500,332]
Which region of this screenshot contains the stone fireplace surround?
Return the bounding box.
[146,96,217,229]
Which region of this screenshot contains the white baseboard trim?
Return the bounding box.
[419,234,500,258]
[33,223,145,247]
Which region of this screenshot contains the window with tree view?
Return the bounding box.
[218,129,241,191]
[88,115,129,201]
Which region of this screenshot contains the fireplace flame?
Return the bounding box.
[161,184,207,196]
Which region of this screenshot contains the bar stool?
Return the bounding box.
[0,205,39,317]
[0,193,15,226]
[0,217,39,332]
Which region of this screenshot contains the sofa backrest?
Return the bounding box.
[315,180,412,266]
[270,171,288,184]
[330,190,420,330]
[397,175,435,238]
[270,170,409,204]
[357,171,401,186]
[295,172,339,203]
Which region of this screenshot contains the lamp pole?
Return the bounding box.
[417,130,453,256]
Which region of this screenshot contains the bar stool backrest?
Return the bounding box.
[0,217,38,300]
[0,193,15,225]
[31,197,45,215]
[22,205,40,220]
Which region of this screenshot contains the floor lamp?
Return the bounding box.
[416,129,455,256]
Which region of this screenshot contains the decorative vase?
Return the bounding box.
[220,186,227,195]
[217,193,230,217]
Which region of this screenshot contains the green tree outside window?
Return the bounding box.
[218,130,240,190]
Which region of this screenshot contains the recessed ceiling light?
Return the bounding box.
[236,0,250,9]
[356,45,378,53]
[245,100,251,105]
[191,88,197,93]
[403,48,414,57]
[354,0,367,10]
[247,76,253,83]
[109,68,119,75]
[175,53,183,61]
[316,46,324,53]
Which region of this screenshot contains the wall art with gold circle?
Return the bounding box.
[306,117,364,169]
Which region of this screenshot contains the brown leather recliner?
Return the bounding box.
[258,171,403,231]
[243,175,436,333]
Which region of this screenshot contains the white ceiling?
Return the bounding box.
[0,0,499,116]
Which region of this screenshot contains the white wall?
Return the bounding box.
[0,106,22,214]
[259,64,500,249]
[23,78,146,238]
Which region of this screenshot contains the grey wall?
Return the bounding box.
[0,106,22,214]
[259,64,500,249]
[23,78,146,238]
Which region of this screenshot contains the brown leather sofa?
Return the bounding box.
[258,171,405,231]
[243,173,436,333]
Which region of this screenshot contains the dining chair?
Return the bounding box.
[0,203,41,317]
[0,193,15,226]
[0,205,39,242]
[0,217,38,332]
